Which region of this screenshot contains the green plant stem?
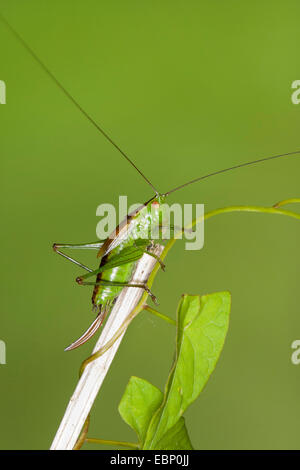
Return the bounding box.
[80,202,300,368]
[273,197,300,208]
[200,205,300,225]
[143,305,176,325]
[85,437,139,449]
[76,199,300,449]
[73,415,90,450]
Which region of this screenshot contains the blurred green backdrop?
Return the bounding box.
[1,0,300,450]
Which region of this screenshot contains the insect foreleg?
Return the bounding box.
[53,241,104,272]
[133,239,166,271]
[142,248,166,271]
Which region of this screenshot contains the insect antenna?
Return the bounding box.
[0,13,159,195]
[163,150,300,197]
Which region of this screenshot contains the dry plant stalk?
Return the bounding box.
[50,245,164,450]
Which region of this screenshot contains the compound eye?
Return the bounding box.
[152,201,160,208]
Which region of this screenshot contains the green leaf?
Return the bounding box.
[143,291,231,449]
[153,418,193,450]
[118,378,193,450]
[118,376,163,446]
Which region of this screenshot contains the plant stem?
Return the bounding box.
[273,198,300,208]
[50,245,164,450]
[85,437,139,449]
[143,305,176,325]
[51,199,300,450]
[73,415,90,450]
[88,201,300,361]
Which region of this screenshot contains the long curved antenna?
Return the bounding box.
[0,13,159,195]
[164,150,300,196]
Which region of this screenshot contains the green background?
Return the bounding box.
[1,0,300,450]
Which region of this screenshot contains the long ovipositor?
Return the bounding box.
[65,196,166,350]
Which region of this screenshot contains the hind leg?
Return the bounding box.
[53,241,104,272]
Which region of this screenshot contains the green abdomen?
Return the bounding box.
[92,249,136,308]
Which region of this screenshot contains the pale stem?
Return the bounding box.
[50,199,300,450]
[50,245,164,450]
